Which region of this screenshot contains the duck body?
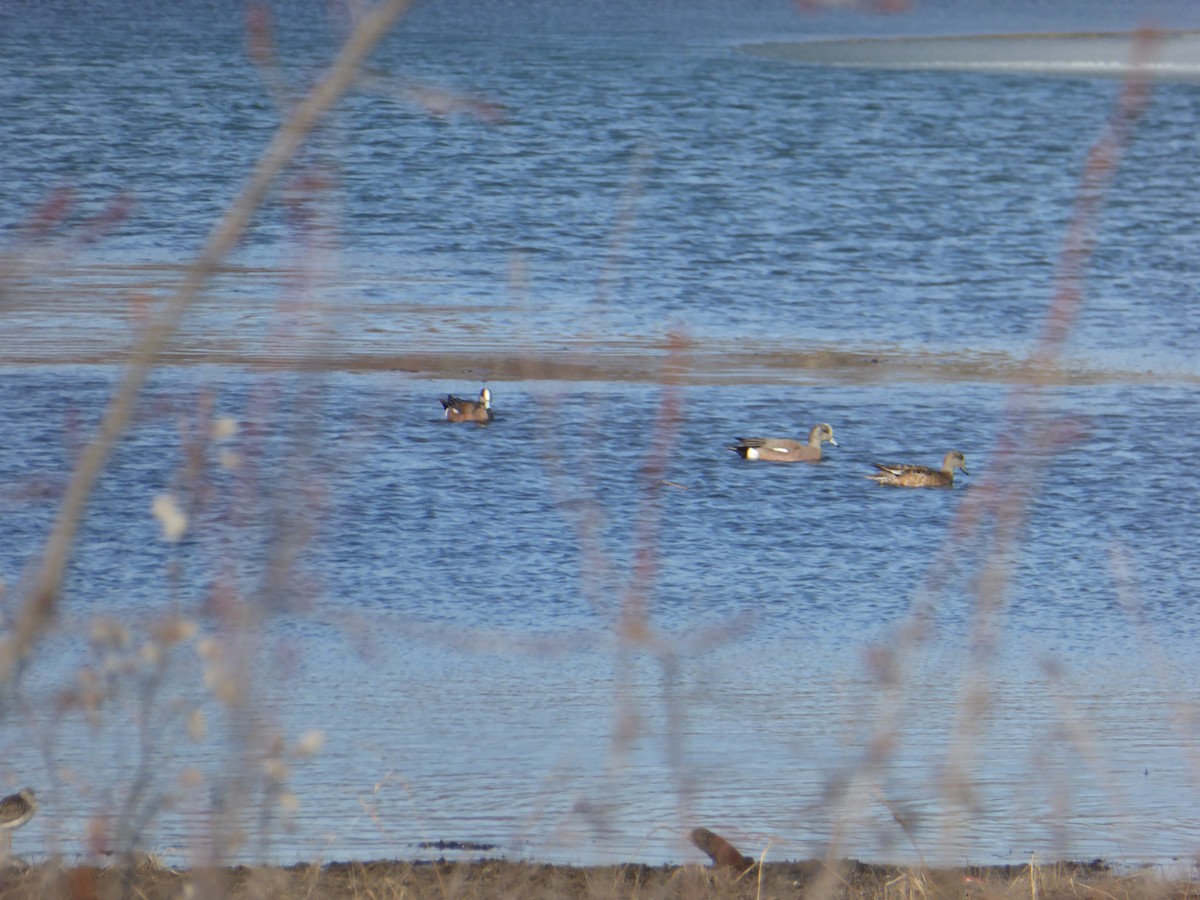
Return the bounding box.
[690,827,754,872]
[440,387,493,423]
[729,423,837,463]
[867,450,968,488]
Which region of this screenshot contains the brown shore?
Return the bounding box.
[0,857,1191,900]
[2,339,1193,388]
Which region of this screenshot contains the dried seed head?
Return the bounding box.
[153,617,197,646]
[210,417,238,440]
[295,731,325,757]
[152,493,188,542]
[90,619,130,650]
[187,709,206,741]
[139,643,163,668]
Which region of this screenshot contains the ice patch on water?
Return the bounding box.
[744,31,1200,80]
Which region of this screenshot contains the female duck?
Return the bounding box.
[867,450,968,488]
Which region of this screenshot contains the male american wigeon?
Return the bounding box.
[728,423,838,462]
[867,450,968,488]
[440,388,493,423]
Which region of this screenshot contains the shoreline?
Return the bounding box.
[4,856,1188,900]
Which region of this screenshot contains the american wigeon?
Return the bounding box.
[440,387,493,423]
[867,450,968,488]
[728,423,838,462]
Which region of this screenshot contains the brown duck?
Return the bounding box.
[690,827,754,872]
[440,387,493,423]
[867,450,968,488]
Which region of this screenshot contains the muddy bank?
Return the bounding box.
[3,336,1190,388]
[2,263,1195,385]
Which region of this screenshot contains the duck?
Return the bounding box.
[867,450,968,488]
[440,387,493,423]
[690,827,754,872]
[728,423,838,462]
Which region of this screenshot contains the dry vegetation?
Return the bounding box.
[0,857,1194,900]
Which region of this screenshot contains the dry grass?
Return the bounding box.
[0,858,1193,900]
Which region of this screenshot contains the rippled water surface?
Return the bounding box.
[2,0,1200,872]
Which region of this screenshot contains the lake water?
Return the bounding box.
[2,0,1200,873]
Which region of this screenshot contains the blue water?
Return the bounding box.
[2,0,1200,872]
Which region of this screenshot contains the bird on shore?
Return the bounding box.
[0,787,37,859]
[0,789,36,832]
[867,450,968,488]
[440,387,493,423]
[728,423,838,462]
[690,827,754,872]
